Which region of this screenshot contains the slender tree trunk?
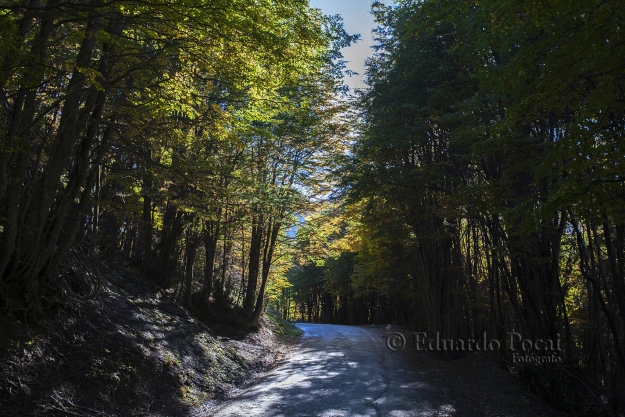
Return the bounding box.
[201,212,221,302]
[182,231,199,308]
[242,213,263,318]
[250,221,281,327]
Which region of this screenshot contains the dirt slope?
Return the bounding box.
[0,264,295,417]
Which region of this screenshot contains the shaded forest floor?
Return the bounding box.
[0,263,299,417]
[375,325,565,417]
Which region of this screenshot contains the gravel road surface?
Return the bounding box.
[212,323,456,417]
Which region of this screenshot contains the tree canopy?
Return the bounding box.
[0,0,356,330]
[280,0,625,414]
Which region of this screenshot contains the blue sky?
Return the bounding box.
[309,0,380,92]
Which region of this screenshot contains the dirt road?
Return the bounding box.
[211,323,456,417]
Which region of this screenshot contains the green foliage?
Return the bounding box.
[338,0,625,413]
[0,0,354,328]
[265,307,302,336]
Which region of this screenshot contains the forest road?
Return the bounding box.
[210,323,456,417]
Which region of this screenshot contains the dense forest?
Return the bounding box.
[1,0,624,415]
[282,0,625,415]
[0,0,355,329]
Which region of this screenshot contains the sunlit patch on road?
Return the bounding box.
[213,324,456,417]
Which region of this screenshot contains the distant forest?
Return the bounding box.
[1,0,624,415]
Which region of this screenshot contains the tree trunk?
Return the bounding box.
[250,221,281,327]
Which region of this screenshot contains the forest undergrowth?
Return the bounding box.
[0,260,298,417]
